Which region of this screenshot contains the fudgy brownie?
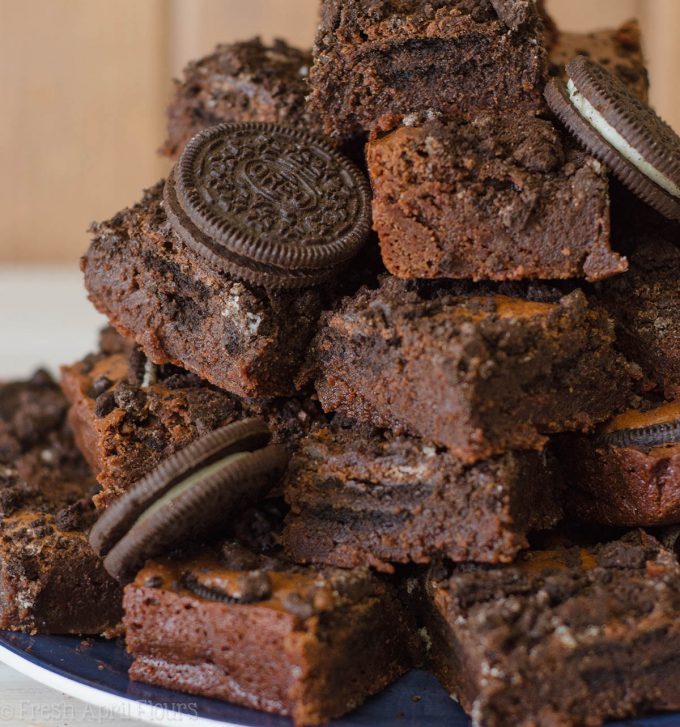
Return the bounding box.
[82,181,324,398]
[308,0,550,141]
[283,419,562,571]
[306,277,637,463]
[420,530,680,727]
[61,332,324,510]
[367,114,626,282]
[592,222,680,399]
[558,400,680,526]
[0,373,122,635]
[549,20,649,101]
[161,38,320,159]
[124,543,416,725]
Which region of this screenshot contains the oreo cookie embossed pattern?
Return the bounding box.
[164,122,372,288]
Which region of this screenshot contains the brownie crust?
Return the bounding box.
[61,338,325,510]
[422,531,680,727]
[592,226,680,400]
[283,422,563,570]
[558,401,680,526]
[82,182,323,398]
[308,0,549,140]
[161,38,319,159]
[549,20,649,102]
[367,116,625,282]
[0,374,122,635]
[124,552,416,725]
[307,278,637,463]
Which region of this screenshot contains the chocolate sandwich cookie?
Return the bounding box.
[558,400,680,526]
[89,418,288,582]
[546,56,680,221]
[164,122,372,289]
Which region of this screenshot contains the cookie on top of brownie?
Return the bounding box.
[61,328,325,511]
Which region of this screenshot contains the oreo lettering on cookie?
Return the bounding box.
[546,56,680,221]
[164,122,372,288]
[89,419,288,583]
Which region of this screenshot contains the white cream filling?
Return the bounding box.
[136,451,250,525]
[567,78,680,199]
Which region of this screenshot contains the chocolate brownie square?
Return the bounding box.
[82,182,324,398]
[308,0,550,141]
[419,530,680,727]
[0,373,121,635]
[558,400,680,526]
[61,332,324,510]
[124,544,416,725]
[549,20,649,102]
[367,114,626,282]
[592,223,680,399]
[306,277,637,463]
[283,419,562,571]
[161,38,321,159]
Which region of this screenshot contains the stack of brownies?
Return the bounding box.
[2,2,680,725]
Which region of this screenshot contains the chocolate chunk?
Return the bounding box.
[90,376,113,398]
[164,122,371,289]
[144,575,164,589]
[94,391,116,419]
[220,541,263,571]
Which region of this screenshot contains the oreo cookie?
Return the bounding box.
[599,418,680,452]
[546,56,680,221]
[89,419,288,582]
[164,122,372,289]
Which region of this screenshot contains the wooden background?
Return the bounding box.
[0,0,678,264]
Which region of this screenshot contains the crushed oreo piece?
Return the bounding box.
[281,591,314,619]
[183,571,272,604]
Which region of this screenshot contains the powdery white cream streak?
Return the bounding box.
[566,78,680,200]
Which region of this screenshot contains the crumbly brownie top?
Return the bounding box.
[161,38,319,158]
[135,542,381,620]
[376,113,602,219]
[318,275,565,341]
[319,0,499,42]
[431,530,680,641]
[76,341,324,451]
[0,373,96,529]
[549,21,649,101]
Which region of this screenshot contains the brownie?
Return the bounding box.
[61,334,325,510]
[558,400,680,527]
[0,373,122,635]
[82,181,324,398]
[161,38,322,160]
[367,114,626,282]
[306,277,637,463]
[592,224,680,400]
[124,544,416,725]
[308,0,550,141]
[549,20,649,102]
[420,530,680,727]
[283,419,563,571]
